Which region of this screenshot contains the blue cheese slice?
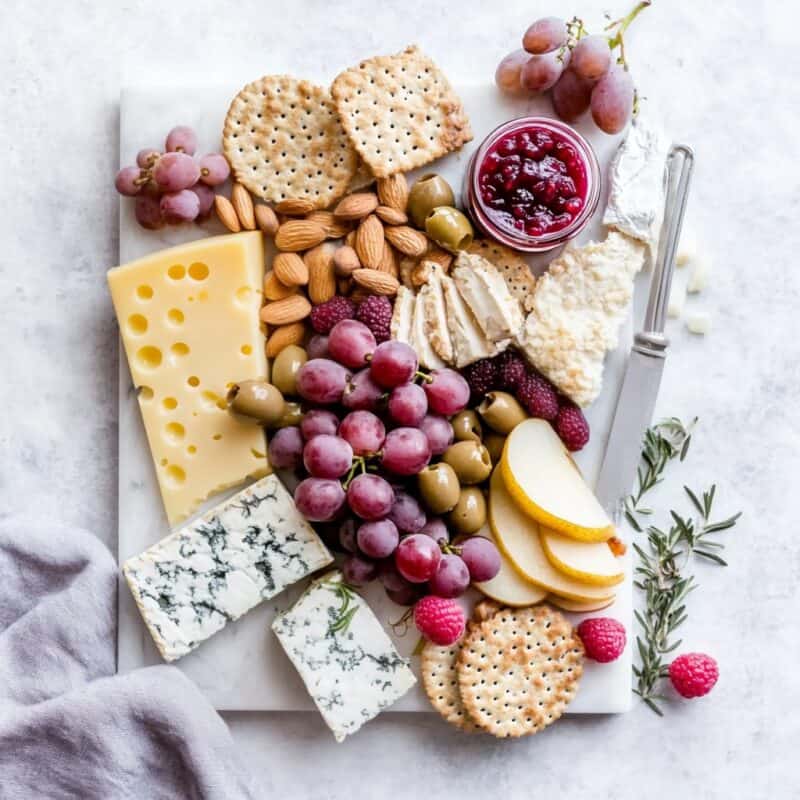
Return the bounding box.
[272,570,416,741]
[123,474,333,662]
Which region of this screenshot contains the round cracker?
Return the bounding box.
[457,604,584,738]
[223,76,358,209]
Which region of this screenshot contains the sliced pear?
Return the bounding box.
[473,524,547,607]
[547,594,616,613]
[540,528,624,588]
[501,419,613,542]
[489,468,616,604]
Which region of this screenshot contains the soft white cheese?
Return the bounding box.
[390,286,415,345]
[411,290,445,370]
[687,252,712,293]
[686,310,712,335]
[419,263,454,363]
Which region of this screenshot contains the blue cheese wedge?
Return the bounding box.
[123,474,333,662]
[272,570,416,742]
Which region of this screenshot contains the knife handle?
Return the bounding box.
[636,144,695,358]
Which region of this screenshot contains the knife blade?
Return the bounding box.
[595,144,695,519]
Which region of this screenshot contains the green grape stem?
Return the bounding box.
[605,0,652,68]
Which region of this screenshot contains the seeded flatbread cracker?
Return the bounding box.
[331,45,473,178]
[457,604,584,738]
[467,239,537,311]
[223,76,358,209]
[347,158,375,192]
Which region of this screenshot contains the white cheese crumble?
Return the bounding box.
[686,310,712,335]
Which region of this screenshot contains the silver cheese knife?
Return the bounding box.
[595,144,695,520]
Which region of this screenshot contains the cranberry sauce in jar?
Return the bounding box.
[464,117,600,253]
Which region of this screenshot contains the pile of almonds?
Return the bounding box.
[215,175,456,359]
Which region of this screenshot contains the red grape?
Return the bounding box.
[347,474,394,520]
[419,517,449,546]
[136,148,160,168]
[294,477,346,522]
[342,368,384,411]
[267,426,303,469]
[300,409,339,440]
[386,583,424,606]
[419,414,454,456]
[303,434,353,479]
[381,428,431,476]
[571,34,612,82]
[522,16,567,54]
[306,334,330,360]
[328,319,376,368]
[590,66,634,134]
[339,518,357,553]
[429,553,470,598]
[152,151,201,192]
[520,50,569,93]
[190,183,216,220]
[369,341,418,388]
[198,153,230,186]
[296,359,350,405]
[377,561,421,605]
[460,536,501,582]
[551,68,593,122]
[495,50,529,96]
[338,410,385,455]
[387,489,426,534]
[342,554,377,586]
[115,165,144,196]
[423,369,470,416]
[134,194,163,230]
[357,519,400,559]
[165,125,198,155]
[160,189,200,223]
[395,534,441,583]
[388,383,428,426]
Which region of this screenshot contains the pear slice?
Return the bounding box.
[489,467,616,603]
[473,524,547,607]
[547,594,616,613]
[501,419,613,542]
[540,529,624,588]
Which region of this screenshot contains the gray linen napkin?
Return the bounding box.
[0,517,256,800]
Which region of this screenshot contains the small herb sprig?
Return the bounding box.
[325,580,360,636]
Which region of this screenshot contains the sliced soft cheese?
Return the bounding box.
[419,263,454,363]
[123,474,333,662]
[108,232,268,525]
[452,251,524,343]
[390,285,415,345]
[412,290,445,370]
[442,273,504,368]
[272,570,416,742]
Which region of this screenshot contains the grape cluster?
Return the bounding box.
[273,319,502,604]
[495,2,651,134]
[114,125,231,229]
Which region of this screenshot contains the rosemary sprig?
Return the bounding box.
[325,580,360,636]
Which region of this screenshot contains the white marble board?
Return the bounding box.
[117,84,642,712]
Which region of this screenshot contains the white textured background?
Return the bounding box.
[1,1,798,798]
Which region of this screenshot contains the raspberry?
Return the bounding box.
[494,350,527,392]
[355,295,393,343]
[516,372,559,420]
[554,402,590,451]
[462,358,498,403]
[413,595,466,646]
[668,653,719,698]
[577,617,626,663]
[310,296,356,334]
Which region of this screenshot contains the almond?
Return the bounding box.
[232,183,256,230]
[352,268,399,296]
[375,205,408,226]
[424,244,454,272]
[304,242,337,305]
[214,195,241,233]
[377,241,399,277]
[334,192,379,221]
[274,220,327,252]
[355,214,384,269]
[337,277,353,296]
[345,229,357,249]
[273,252,309,287]
[306,210,352,239]
[254,204,279,236]
[377,173,409,212]
[260,294,312,325]
[384,225,429,258]
[275,198,316,216]
[265,322,307,358]
[263,270,298,301]
[333,245,361,277]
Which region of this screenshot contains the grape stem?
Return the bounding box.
[604,0,652,68]
[389,607,414,636]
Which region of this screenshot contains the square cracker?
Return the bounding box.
[331,45,473,178]
[467,239,538,311]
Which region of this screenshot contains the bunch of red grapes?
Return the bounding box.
[114,125,230,229]
[268,319,501,605]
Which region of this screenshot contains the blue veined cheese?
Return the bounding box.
[123,474,333,662]
[273,570,416,741]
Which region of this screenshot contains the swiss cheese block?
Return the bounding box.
[108,232,269,525]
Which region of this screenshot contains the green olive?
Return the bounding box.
[451,410,483,443]
[424,206,474,253]
[483,432,507,465]
[448,487,487,536]
[477,391,528,434]
[226,380,286,426]
[273,400,303,429]
[417,462,461,514]
[442,440,492,485]
[270,345,307,397]
[407,173,455,228]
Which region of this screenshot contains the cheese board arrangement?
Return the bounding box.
[110,3,728,741]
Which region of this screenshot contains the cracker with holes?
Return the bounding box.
[223,76,358,209]
[331,45,473,178]
[467,239,538,312]
[457,604,584,738]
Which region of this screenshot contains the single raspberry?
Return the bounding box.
[577,617,626,663]
[355,295,393,343]
[310,296,356,334]
[462,358,498,403]
[494,350,528,392]
[413,595,466,646]
[554,402,590,451]
[516,372,559,420]
[668,653,719,698]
